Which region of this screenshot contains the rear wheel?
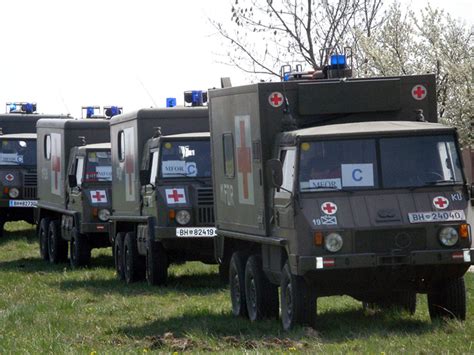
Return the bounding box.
[48,220,68,264]
[229,252,248,318]
[146,241,168,286]
[124,232,145,283]
[70,227,91,268]
[38,218,50,261]
[428,278,466,321]
[244,255,279,321]
[114,232,126,281]
[280,262,316,331]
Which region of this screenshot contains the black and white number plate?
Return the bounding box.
[9,200,37,208]
[176,227,217,237]
[408,210,465,224]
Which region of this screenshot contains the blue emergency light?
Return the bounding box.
[166,98,177,108]
[9,103,17,113]
[104,106,122,118]
[330,54,346,66]
[86,106,95,118]
[192,91,203,106]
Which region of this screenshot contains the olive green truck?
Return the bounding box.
[209,61,473,329]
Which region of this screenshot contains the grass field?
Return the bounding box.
[0,222,473,353]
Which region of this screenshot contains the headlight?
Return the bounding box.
[438,227,458,246]
[175,210,191,225]
[324,232,343,253]
[9,188,19,198]
[98,209,110,222]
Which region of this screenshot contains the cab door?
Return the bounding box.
[141,149,159,217]
[273,148,296,231]
[67,155,84,211]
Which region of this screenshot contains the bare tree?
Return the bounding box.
[211,0,384,78]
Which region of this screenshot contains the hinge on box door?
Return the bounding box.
[257,208,265,229]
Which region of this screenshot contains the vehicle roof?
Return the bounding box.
[83,142,111,150]
[162,132,210,139]
[287,121,454,139]
[36,118,109,129]
[109,107,208,125]
[0,133,36,139]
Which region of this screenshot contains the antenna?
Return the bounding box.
[136,76,157,107]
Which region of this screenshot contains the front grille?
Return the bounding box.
[23,173,37,199]
[196,187,214,225]
[355,228,426,253]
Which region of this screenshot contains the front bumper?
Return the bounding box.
[296,248,474,274]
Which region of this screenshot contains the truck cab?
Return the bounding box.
[0,102,67,237]
[209,58,473,330]
[109,105,215,286]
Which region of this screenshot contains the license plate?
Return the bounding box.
[9,200,38,208]
[176,227,216,237]
[408,210,465,224]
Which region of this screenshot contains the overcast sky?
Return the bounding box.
[0,0,472,118]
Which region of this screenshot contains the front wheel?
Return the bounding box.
[280,262,316,331]
[124,232,145,284]
[70,227,91,269]
[428,277,466,321]
[146,241,168,286]
[114,232,126,281]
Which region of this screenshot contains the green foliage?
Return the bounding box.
[0,223,473,352]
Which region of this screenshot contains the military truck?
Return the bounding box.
[209,56,474,330]
[35,119,111,267]
[109,106,215,285]
[0,102,67,237]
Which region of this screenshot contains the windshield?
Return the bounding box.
[159,140,211,178]
[84,150,112,182]
[0,139,36,166]
[299,134,463,192]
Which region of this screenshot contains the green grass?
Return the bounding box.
[0,222,473,353]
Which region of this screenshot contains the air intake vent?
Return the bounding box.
[196,187,214,225]
[197,187,213,205]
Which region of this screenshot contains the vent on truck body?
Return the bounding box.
[196,187,214,225]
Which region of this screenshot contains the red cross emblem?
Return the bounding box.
[433,196,449,210]
[268,92,284,107]
[52,155,61,190]
[412,85,427,100]
[166,188,186,204]
[321,201,337,215]
[90,190,107,203]
[237,120,252,200]
[5,173,14,182]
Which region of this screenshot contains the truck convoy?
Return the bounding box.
[35,119,111,267]
[109,104,215,285]
[0,102,67,237]
[209,55,474,330]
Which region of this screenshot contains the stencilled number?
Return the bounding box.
[451,192,463,201]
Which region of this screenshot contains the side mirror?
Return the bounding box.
[139,170,151,186]
[266,159,283,188]
[68,175,77,188]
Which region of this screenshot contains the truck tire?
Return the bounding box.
[70,227,91,268]
[48,220,68,264]
[428,277,466,321]
[0,216,5,238]
[146,241,168,286]
[244,255,279,321]
[229,252,248,318]
[124,232,145,283]
[38,218,50,261]
[280,262,317,331]
[114,232,126,281]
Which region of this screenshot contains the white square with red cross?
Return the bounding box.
[166,188,186,204]
[90,190,107,203]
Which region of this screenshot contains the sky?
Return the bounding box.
[0,0,472,118]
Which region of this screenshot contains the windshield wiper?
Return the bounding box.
[424,179,461,186]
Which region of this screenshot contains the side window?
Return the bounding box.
[118,131,125,161]
[44,135,51,160]
[223,133,235,178]
[75,157,84,187]
[149,150,159,184]
[275,148,296,198]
